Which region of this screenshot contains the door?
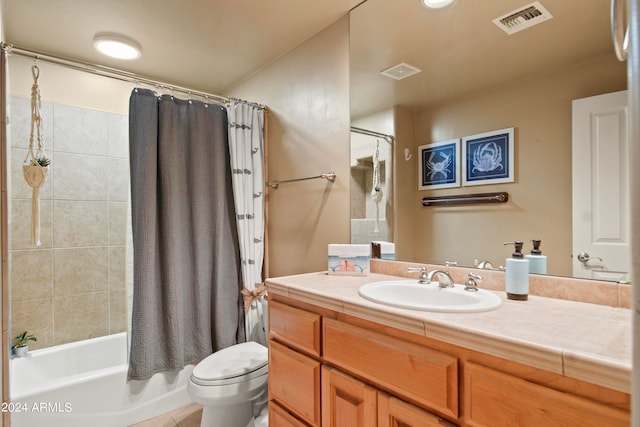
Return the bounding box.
[572,90,630,281]
[378,393,452,427]
[321,367,377,427]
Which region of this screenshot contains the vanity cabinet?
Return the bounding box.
[268,297,456,426]
[464,362,629,426]
[267,294,630,427]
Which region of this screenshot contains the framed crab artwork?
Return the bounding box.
[418,139,460,190]
[462,127,514,186]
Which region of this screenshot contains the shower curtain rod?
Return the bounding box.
[350,126,394,142]
[2,43,265,108]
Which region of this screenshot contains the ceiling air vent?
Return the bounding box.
[380,63,422,80]
[492,1,553,35]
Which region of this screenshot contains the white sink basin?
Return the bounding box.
[358,280,502,313]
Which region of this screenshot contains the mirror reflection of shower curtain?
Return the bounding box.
[127,88,244,380]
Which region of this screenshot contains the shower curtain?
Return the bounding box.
[228,100,266,345]
[128,88,244,380]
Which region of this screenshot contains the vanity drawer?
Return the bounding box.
[323,318,459,419]
[269,300,321,357]
[269,340,321,427]
[269,400,312,427]
[464,362,630,426]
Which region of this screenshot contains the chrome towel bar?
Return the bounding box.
[266,172,336,189]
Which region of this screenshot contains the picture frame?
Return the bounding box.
[462,127,514,186]
[418,139,460,190]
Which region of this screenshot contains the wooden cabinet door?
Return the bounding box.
[378,393,454,427]
[464,362,629,426]
[270,340,321,426]
[321,366,377,427]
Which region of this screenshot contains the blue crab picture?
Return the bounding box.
[463,128,513,185]
[418,139,460,189]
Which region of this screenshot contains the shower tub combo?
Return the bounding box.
[9,332,193,427]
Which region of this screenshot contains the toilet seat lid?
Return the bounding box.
[192,341,267,382]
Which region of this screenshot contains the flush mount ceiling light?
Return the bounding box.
[421,0,456,9]
[93,33,142,60]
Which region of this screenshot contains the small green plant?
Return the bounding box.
[11,331,37,350]
[31,156,50,167]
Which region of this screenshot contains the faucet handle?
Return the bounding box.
[465,273,482,292]
[444,261,458,272]
[407,267,428,283]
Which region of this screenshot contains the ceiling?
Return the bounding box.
[3,0,618,117]
[350,0,617,118]
[3,0,362,96]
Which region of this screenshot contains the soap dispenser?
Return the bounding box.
[525,239,547,275]
[504,241,529,301]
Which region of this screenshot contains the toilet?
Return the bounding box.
[188,299,269,427]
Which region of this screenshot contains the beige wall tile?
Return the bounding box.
[109,290,127,334]
[8,97,54,150]
[109,201,128,245]
[11,298,53,350]
[53,152,110,200]
[54,292,109,345]
[108,157,130,201]
[11,198,53,250]
[53,200,108,247]
[107,114,129,158]
[10,249,53,302]
[53,104,109,156]
[109,246,126,290]
[53,247,109,296]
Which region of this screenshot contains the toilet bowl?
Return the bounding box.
[188,340,268,427]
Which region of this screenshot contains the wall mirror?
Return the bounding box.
[349,0,628,280]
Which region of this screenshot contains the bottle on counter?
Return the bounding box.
[525,239,547,275]
[504,241,529,301]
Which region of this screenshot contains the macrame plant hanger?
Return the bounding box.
[23,62,50,246]
[371,140,382,233]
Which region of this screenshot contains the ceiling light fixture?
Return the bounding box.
[93,33,142,60]
[421,0,456,9]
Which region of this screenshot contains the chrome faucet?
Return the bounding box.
[474,259,494,269]
[426,270,455,288]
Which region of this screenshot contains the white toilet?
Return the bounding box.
[188,299,269,427]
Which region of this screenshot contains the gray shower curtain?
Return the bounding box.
[128,88,244,380]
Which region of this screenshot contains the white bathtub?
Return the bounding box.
[10,332,194,427]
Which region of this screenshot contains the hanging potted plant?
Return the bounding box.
[12,331,37,357]
[22,63,50,247]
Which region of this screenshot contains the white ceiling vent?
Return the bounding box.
[492,1,553,35]
[380,63,422,80]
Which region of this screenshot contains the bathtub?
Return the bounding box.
[10,332,194,427]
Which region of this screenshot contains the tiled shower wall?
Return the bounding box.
[8,96,131,350]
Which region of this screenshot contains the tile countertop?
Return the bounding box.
[265,271,632,394]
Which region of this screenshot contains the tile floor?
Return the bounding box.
[129,403,202,427]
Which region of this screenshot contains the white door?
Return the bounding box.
[572,90,630,281]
